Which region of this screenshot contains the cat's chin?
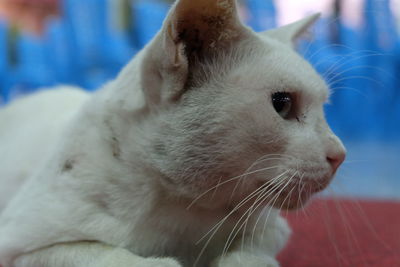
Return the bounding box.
[261,177,332,211]
[273,191,314,211]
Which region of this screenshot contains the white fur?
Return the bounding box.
[0,0,345,266]
[0,87,89,211]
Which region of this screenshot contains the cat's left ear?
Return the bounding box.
[261,13,320,46]
[140,0,246,107]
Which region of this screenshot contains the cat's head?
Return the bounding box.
[139,0,345,210]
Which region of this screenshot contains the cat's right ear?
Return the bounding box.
[261,13,320,47]
[140,0,245,107]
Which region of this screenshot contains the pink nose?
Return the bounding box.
[327,151,345,174]
[325,134,346,174]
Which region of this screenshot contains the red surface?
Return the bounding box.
[278,198,400,267]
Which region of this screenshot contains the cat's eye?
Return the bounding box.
[272,92,293,119]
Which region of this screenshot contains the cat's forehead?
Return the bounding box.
[228,39,329,102]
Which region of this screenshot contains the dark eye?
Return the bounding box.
[272,92,293,119]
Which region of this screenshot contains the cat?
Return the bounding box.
[0,0,346,266]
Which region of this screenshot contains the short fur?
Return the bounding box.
[0,0,345,266]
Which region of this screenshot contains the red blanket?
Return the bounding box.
[278,199,400,267]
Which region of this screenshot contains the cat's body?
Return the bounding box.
[0,88,89,211]
[0,0,345,266]
[0,60,288,267]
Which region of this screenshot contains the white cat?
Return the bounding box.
[0,0,346,266]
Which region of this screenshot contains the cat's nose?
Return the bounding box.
[327,153,345,174]
[326,136,346,174]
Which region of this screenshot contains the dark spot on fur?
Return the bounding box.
[94,195,109,210]
[62,159,75,172]
[103,117,122,159]
[112,136,121,159]
[90,193,114,215]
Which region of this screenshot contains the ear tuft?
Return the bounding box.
[262,13,321,46]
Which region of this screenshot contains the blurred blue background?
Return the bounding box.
[0,0,399,199]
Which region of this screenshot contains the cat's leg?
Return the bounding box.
[212,215,290,267]
[212,251,279,267]
[14,242,181,267]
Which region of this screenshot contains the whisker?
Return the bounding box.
[187,162,283,210]
[321,197,346,266]
[328,182,395,254]
[221,179,282,257]
[326,64,391,86]
[348,198,393,251]
[192,170,289,267]
[298,181,310,218]
[249,171,298,252]
[196,170,289,244]
[323,52,385,80]
[227,155,291,203]
[330,193,370,267]
[306,43,356,62]
[295,173,305,218]
[329,86,367,97]
[328,75,386,90]
[221,174,289,257]
[242,176,291,252]
[259,171,298,242]
[210,176,223,201]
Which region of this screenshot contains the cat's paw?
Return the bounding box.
[137,258,182,267]
[272,215,291,252]
[212,251,279,267]
[255,215,291,255]
[92,249,182,267]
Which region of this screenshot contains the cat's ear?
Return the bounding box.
[141,0,245,106]
[261,13,320,46]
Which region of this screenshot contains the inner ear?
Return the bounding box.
[171,0,242,62]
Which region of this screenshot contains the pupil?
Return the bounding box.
[272,92,290,112]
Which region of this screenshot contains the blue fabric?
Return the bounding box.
[246,0,276,31]
[0,20,8,102]
[45,18,76,85]
[131,0,169,49]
